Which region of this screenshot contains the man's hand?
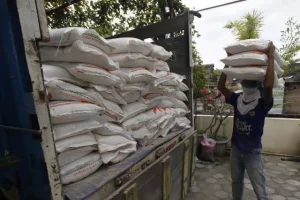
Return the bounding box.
[268,42,275,59]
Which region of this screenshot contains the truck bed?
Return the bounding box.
[64,128,193,200]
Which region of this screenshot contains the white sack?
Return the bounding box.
[121,101,149,122]
[39,27,114,54]
[109,53,163,71]
[61,153,102,185]
[143,96,189,111]
[153,71,185,87]
[158,117,177,138]
[58,146,97,167]
[40,40,119,70]
[111,68,157,83]
[90,85,127,105]
[95,134,137,164]
[108,37,153,55]
[118,90,141,104]
[52,120,102,141]
[221,52,268,66]
[150,44,173,61]
[50,62,124,87]
[221,67,279,87]
[87,88,124,121]
[122,107,169,131]
[55,132,97,153]
[93,122,134,141]
[171,117,191,131]
[153,60,170,72]
[45,79,95,103]
[42,64,86,87]
[224,39,287,67]
[142,87,188,101]
[49,101,104,124]
[178,82,189,92]
[130,126,159,146]
[117,83,147,92]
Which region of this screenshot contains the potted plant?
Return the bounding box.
[197,87,233,157]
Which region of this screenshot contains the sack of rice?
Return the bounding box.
[221,67,279,87]
[49,101,104,124]
[55,132,97,153]
[121,101,149,122]
[224,39,287,66]
[52,120,102,141]
[117,83,147,92]
[118,90,141,104]
[121,107,171,131]
[49,62,124,87]
[93,122,133,141]
[45,79,95,103]
[58,146,97,167]
[110,68,157,83]
[95,134,137,164]
[40,40,119,71]
[107,37,153,55]
[87,88,124,121]
[60,153,102,185]
[131,126,159,146]
[142,87,188,101]
[42,64,86,87]
[221,52,268,66]
[90,85,127,105]
[149,44,173,61]
[142,96,189,111]
[153,71,185,87]
[39,27,114,54]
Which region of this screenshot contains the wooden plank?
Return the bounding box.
[104,130,195,200]
[162,156,171,200]
[35,0,50,41]
[190,134,198,186]
[182,140,190,200]
[124,184,138,200]
[15,1,63,200]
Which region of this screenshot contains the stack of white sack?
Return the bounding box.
[39,28,123,185]
[220,39,287,87]
[102,37,191,145]
[92,123,137,164]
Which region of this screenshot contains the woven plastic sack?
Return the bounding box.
[199,138,216,162]
[40,40,119,71]
[90,85,127,105]
[52,120,102,141]
[58,146,97,167]
[51,62,124,87]
[45,79,95,103]
[111,68,157,83]
[55,132,97,153]
[221,52,268,66]
[39,27,114,54]
[118,90,141,104]
[60,153,102,185]
[92,122,133,141]
[49,101,104,124]
[149,44,173,61]
[42,64,86,87]
[107,37,153,55]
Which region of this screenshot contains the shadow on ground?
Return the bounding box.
[186,155,300,200]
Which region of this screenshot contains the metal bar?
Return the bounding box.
[195,0,247,12]
[46,0,83,14]
[0,125,42,135]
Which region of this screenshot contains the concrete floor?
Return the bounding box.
[186,155,300,200]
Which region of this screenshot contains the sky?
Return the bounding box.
[181,0,300,69]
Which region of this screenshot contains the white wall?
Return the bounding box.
[195,115,300,156]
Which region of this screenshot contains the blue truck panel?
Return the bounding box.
[0,1,51,199]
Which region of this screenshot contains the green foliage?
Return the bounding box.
[224,10,264,40]
[193,66,208,99]
[280,18,300,65]
[45,0,188,37]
